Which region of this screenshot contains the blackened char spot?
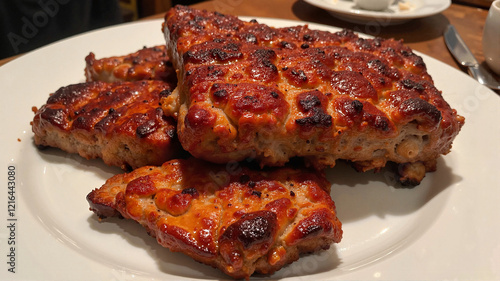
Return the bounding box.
[372,115,390,131]
[367,59,389,76]
[159,89,172,98]
[183,41,243,63]
[278,41,295,49]
[213,89,228,99]
[241,33,257,44]
[291,69,307,82]
[251,190,262,198]
[288,209,335,244]
[351,100,363,113]
[296,91,332,128]
[401,79,425,91]
[302,225,323,236]
[296,108,332,128]
[399,98,442,127]
[299,95,321,112]
[40,108,66,128]
[219,210,277,249]
[181,187,199,198]
[136,119,157,138]
[355,38,374,50]
[73,116,93,130]
[248,49,278,81]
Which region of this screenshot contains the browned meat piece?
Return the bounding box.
[87,158,342,279]
[162,5,464,185]
[85,45,177,86]
[32,80,180,170]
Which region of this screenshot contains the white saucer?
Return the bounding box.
[304,0,451,24]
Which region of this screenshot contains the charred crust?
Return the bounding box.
[298,94,322,112]
[251,190,262,198]
[278,41,295,49]
[136,119,158,138]
[159,89,172,98]
[398,98,442,128]
[240,33,258,44]
[291,69,307,82]
[296,91,332,128]
[295,108,332,128]
[400,79,425,92]
[351,100,364,113]
[40,107,66,128]
[252,48,276,61]
[248,49,279,81]
[286,209,337,245]
[219,210,277,249]
[86,190,120,218]
[181,187,200,198]
[184,41,243,63]
[213,89,228,100]
[371,115,391,131]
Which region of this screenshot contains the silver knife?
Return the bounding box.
[444,24,500,90]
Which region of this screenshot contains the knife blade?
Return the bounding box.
[444,24,500,89]
[444,24,479,67]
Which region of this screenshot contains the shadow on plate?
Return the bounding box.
[87,216,230,279]
[326,157,462,223]
[87,215,341,280]
[33,143,129,181]
[293,0,450,43]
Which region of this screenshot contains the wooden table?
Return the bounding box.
[0,0,490,75]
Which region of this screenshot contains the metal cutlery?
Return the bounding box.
[444,24,500,90]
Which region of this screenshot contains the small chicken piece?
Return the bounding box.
[85,45,177,86]
[32,80,180,170]
[87,158,342,279]
[162,6,464,185]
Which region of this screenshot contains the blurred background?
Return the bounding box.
[0,0,202,59]
[0,0,494,60]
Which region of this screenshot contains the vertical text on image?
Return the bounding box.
[6,165,17,273]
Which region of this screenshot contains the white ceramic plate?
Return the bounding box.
[0,18,499,281]
[304,0,451,24]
